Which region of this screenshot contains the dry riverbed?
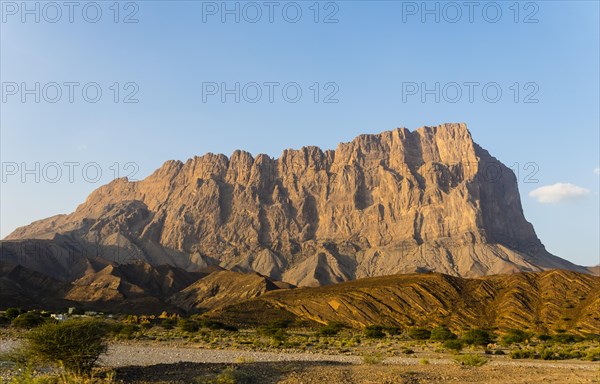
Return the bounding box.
[104,342,599,383]
[2,339,599,383]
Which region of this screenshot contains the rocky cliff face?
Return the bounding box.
[2,123,585,285]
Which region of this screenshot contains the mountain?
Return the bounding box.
[588,265,600,276]
[0,261,71,309]
[0,259,209,314]
[208,270,600,335]
[64,261,207,313]
[169,270,291,313]
[1,123,586,286]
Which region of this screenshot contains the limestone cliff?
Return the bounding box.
[2,123,585,285]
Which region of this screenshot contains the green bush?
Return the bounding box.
[510,348,537,359]
[430,326,457,341]
[551,333,582,344]
[160,317,177,329]
[539,346,582,360]
[178,318,200,333]
[199,319,238,332]
[583,334,600,342]
[383,326,402,336]
[454,354,488,366]
[318,321,346,336]
[12,312,44,329]
[24,318,110,373]
[462,329,494,346]
[537,334,552,342]
[264,320,290,329]
[5,307,23,319]
[116,324,141,339]
[501,329,530,345]
[584,347,600,361]
[258,321,289,342]
[408,328,431,340]
[443,339,464,352]
[363,325,386,339]
[362,353,384,364]
[200,366,252,384]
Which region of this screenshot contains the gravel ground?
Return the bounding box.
[3,339,599,383]
[0,339,19,355]
[99,342,598,370]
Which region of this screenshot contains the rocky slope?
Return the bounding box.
[0,261,71,309]
[170,270,291,312]
[0,260,208,313]
[2,123,586,286]
[64,261,207,313]
[209,270,600,335]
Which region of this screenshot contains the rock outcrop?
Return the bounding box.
[2,123,586,286]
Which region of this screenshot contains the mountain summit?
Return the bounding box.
[2,123,585,286]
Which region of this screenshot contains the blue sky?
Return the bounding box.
[1,1,598,266]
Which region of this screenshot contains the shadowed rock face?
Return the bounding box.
[2,123,586,286]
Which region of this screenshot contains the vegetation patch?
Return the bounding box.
[454,354,488,367]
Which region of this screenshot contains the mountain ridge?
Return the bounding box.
[2,123,586,286]
[208,270,600,335]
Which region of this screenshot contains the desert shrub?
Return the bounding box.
[419,358,430,365]
[583,334,600,342]
[443,339,464,352]
[160,317,177,329]
[258,321,288,342]
[199,366,252,384]
[363,325,386,339]
[537,334,552,342]
[116,324,140,339]
[583,347,600,361]
[408,328,431,340]
[178,318,200,333]
[402,348,415,355]
[493,349,505,355]
[362,353,384,364]
[265,320,290,329]
[199,319,238,332]
[501,329,530,345]
[23,318,109,373]
[5,307,23,319]
[258,320,289,334]
[510,348,537,359]
[318,321,346,336]
[12,312,44,329]
[462,329,494,346]
[2,367,116,383]
[551,333,582,344]
[430,326,457,341]
[538,346,582,360]
[384,326,402,336]
[454,354,488,366]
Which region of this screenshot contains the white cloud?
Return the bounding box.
[594,167,600,175]
[529,183,591,203]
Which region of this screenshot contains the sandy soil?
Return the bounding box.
[102,343,600,384]
[2,339,599,383]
